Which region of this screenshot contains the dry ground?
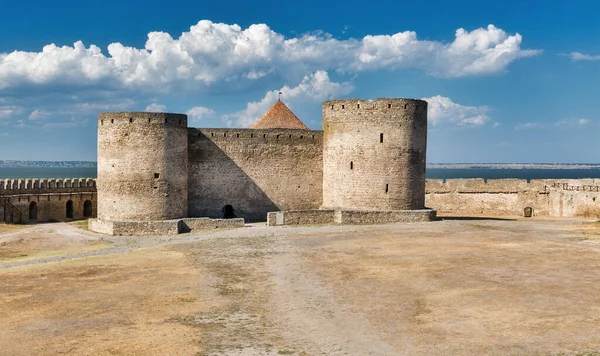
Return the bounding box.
[1,217,600,355]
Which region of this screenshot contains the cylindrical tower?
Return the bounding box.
[322,98,428,211]
[97,112,188,221]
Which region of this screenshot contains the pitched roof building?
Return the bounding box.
[250,99,309,130]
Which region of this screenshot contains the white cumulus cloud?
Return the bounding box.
[223,70,353,127]
[423,95,492,127]
[186,106,216,121]
[145,103,167,112]
[0,21,539,94]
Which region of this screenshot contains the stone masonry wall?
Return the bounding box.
[188,128,323,222]
[425,178,600,218]
[97,112,188,221]
[322,98,428,211]
[0,178,97,223]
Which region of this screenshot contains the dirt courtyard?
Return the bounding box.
[1,217,600,355]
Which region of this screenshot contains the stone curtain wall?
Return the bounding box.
[426,179,600,218]
[188,128,323,222]
[0,178,96,193]
[97,112,188,221]
[0,178,97,223]
[322,98,428,211]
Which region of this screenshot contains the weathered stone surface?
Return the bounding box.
[0,179,97,223]
[97,112,188,221]
[267,209,436,226]
[88,217,245,236]
[188,128,323,222]
[322,98,428,211]
[425,178,600,217]
[267,210,335,226]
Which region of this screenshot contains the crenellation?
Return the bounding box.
[98,112,187,127]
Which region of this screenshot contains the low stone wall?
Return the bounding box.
[335,209,437,224]
[180,218,245,232]
[89,217,245,236]
[267,210,335,226]
[267,209,436,226]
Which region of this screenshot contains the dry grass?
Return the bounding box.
[2,219,600,355]
[68,219,89,230]
[0,223,27,234]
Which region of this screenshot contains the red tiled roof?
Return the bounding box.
[250,100,309,130]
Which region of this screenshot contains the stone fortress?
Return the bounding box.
[89,98,435,235]
[1,98,599,232]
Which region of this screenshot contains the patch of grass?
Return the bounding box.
[69,219,89,230]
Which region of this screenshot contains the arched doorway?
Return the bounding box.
[29,201,38,221]
[524,207,533,218]
[222,205,235,219]
[66,200,74,219]
[83,200,93,218]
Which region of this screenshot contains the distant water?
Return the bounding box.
[1,167,600,180]
[427,168,600,181]
[0,167,97,179]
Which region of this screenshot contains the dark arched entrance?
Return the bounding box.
[524,206,533,218]
[83,200,93,218]
[66,200,74,219]
[222,205,235,219]
[29,201,38,221]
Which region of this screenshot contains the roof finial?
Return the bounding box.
[278,91,282,101]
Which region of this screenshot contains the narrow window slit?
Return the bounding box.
[385,184,389,193]
[350,161,353,170]
[380,133,384,143]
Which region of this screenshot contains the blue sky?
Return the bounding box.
[1,0,599,163]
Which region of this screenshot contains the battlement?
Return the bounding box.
[191,128,323,143]
[424,178,600,193]
[323,98,427,113]
[0,178,96,195]
[98,112,188,127]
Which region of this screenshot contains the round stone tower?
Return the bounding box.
[322,98,428,211]
[97,112,188,221]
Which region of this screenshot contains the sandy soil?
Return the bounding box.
[1,218,600,355]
